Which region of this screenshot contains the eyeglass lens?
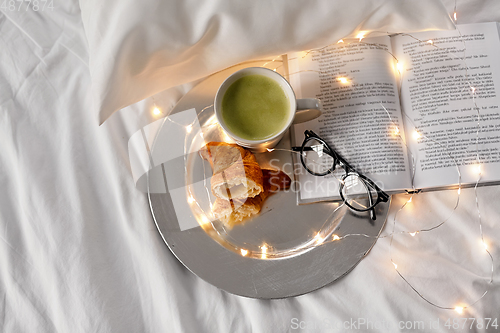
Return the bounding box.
[341,173,380,211]
[302,138,335,175]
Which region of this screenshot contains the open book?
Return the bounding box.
[288,22,500,202]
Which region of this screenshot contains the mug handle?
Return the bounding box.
[293,99,322,124]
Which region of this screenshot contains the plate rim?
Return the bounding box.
[147,60,391,298]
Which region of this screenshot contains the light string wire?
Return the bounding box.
[279,8,493,312]
[397,12,493,310]
[386,0,490,311]
[270,9,493,310]
[171,42,493,295]
[147,1,493,312]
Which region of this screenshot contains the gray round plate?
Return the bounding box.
[148,60,390,299]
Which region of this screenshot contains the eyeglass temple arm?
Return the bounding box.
[357,177,377,220]
[357,173,390,202]
[329,149,354,172]
[368,190,376,221]
[292,146,327,152]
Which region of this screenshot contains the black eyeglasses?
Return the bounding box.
[292,130,389,220]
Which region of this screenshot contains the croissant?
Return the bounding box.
[212,169,291,228]
[200,142,264,200]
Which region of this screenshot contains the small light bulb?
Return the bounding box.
[413,130,421,140]
[207,114,218,125]
[186,124,193,133]
[221,131,232,142]
[315,232,325,244]
[392,262,398,269]
[396,62,404,73]
[457,188,461,195]
[393,127,400,136]
[476,164,482,175]
[273,68,277,72]
[410,232,416,237]
[266,148,275,152]
[455,306,464,314]
[337,39,344,44]
[427,40,433,44]
[187,195,195,204]
[261,245,268,259]
[454,12,457,21]
[482,241,488,250]
[356,32,365,41]
[332,234,340,241]
[471,86,476,93]
[199,215,210,225]
[408,197,413,203]
[338,77,348,84]
[240,249,248,256]
[153,107,161,116]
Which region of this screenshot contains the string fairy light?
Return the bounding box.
[217,14,491,302]
[356,32,366,42]
[396,62,404,73]
[377,14,493,310]
[151,97,163,117]
[199,26,492,308]
[475,164,482,175]
[453,0,458,23]
[261,245,268,259]
[148,0,493,312]
[279,4,492,311]
[393,126,400,136]
[379,95,492,312]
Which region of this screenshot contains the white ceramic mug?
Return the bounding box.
[214,67,322,151]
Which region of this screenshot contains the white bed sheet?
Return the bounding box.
[1,0,500,332]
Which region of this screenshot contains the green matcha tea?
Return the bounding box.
[221,74,290,140]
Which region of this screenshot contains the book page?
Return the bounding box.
[288,36,411,201]
[392,23,500,189]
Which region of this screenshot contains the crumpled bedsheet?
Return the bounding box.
[1,0,500,332]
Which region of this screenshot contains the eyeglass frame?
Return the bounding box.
[292,130,389,220]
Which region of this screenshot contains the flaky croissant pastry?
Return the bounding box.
[200,142,264,200]
[212,169,291,228]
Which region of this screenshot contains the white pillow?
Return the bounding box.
[79,0,454,124]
